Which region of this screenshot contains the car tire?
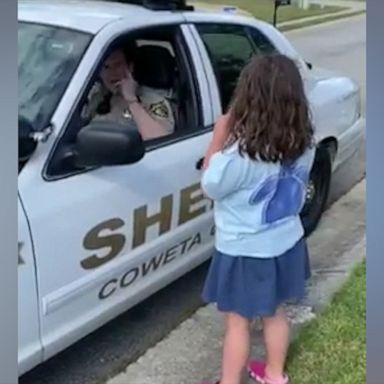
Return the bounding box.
[300,145,333,237]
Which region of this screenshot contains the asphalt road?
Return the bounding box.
[20,15,366,384]
[287,14,366,204]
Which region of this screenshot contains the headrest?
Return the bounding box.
[134,45,175,89]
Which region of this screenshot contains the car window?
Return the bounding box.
[137,39,175,55]
[248,27,277,55]
[195,24,255,111]
[46,25,202,179]
[18,22,91,131]
[81,38,178,130]
[80,38,179,140]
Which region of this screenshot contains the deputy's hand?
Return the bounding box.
[119,68,138,101]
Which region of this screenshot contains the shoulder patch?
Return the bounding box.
[149,100,169,119]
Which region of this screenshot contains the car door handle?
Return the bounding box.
[196,157,204,170]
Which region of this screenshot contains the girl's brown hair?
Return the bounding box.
[225,54,314,163]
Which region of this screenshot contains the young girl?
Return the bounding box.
[200,54,315,384]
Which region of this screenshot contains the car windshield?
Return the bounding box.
[18,22,92,131]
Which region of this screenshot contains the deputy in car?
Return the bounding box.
[90,44,175,141]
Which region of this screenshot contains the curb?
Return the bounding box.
[279,9,365,32]
[306,235,366,312]
[104,179,366,384]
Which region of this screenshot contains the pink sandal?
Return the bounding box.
[248,360,289,384]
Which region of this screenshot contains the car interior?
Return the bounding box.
[83,29,199,140]
[134,43,179,125]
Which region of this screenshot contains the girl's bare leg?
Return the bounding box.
[220,312,251,384]
[262,308,290,380]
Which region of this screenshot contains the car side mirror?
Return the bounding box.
[75,120,145,168]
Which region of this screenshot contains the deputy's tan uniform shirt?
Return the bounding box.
[92,86,175,137]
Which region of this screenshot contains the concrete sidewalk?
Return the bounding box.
[278,0,366,28]
[105,180,366,384]
[309,0,365,9]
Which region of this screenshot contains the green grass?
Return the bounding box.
[190,0,346,24]
[286,261,366,384]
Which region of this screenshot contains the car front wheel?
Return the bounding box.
[300,146,333,236]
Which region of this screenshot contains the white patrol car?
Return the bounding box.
[18,0,364,375]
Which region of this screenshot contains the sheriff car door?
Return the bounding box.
[18,20,215,361]
[18,196,42,375]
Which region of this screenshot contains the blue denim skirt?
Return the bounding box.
[202,238,310,319]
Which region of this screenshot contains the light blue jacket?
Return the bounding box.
[201,143,316,258]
